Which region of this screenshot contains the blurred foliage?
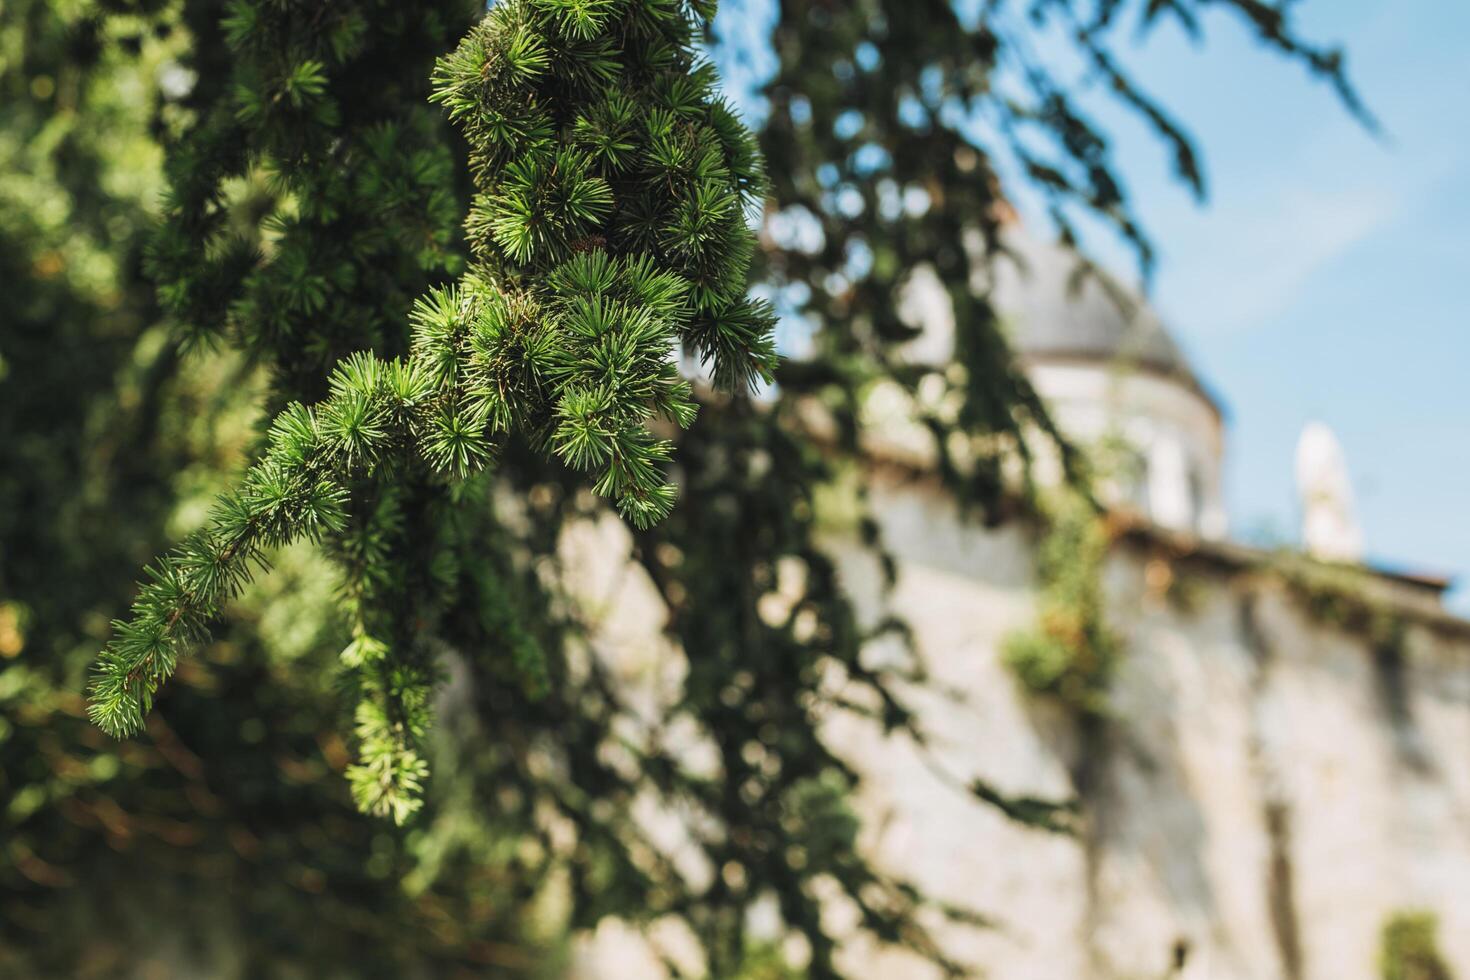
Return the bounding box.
[732,943,808,980]
[0,0,558,975]
[1380,910,1454,980]
[754,0,1367,509]
[0,0,1369,977]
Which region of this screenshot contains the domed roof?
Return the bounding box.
[991,230,1217,409]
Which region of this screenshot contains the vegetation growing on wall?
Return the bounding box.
[1003,489,1118,717]
[1380,910,1453,980]
[1006,502,1421,726]
[1274,556,1407,648]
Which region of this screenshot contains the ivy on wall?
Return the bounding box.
[1002,489,1118,717]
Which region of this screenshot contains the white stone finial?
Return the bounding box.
[1295,421,1363,563]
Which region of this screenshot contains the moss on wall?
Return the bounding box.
[1380,910,1453,980]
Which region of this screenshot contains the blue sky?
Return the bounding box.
[716,0,1470,607]
[1032,1,1470,604]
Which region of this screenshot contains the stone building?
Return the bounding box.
[573,235,1470,979]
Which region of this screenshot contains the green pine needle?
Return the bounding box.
[90,0,776,822]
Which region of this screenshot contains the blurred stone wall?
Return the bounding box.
[568,465,1470,980]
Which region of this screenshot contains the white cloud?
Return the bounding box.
[1152,183,1399,335]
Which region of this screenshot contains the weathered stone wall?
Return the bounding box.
[819,470,1470,980]
[568,467,1470,979]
